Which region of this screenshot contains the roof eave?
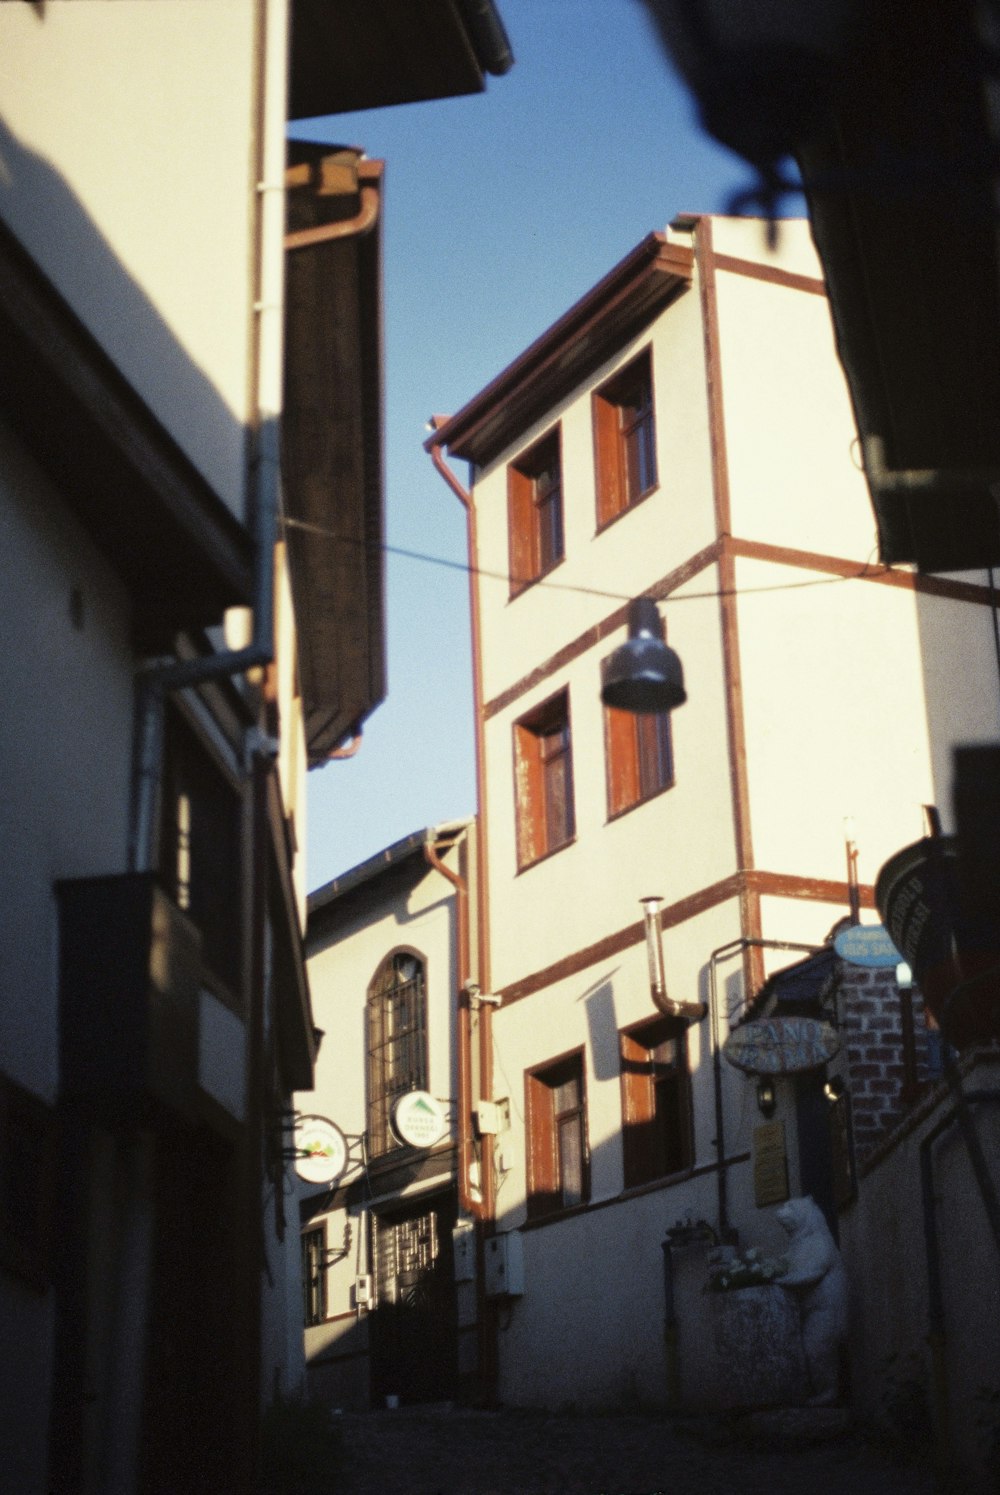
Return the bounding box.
[429,233,694,468]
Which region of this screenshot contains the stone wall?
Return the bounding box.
[837,967,934,1162]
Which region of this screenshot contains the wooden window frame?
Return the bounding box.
[513,689,575,870]
[593,348,657,529]
[365,950,428,1158]
[158,705,244,1005]
[620,1016,692,1190]
[507,427,564,596]
[525,1048,589,1219]
[604,690,675,820]
[302,1223,328,1327]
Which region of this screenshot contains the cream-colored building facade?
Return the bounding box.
[299,824,480,1410]
[429,215,998,1411]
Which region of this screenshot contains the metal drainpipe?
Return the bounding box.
[426,430,499,1403]
[423,828,479,1220]
[707,936,821,1241]
[426,426,495,1180]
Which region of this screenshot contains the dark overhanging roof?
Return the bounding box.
[307,818,470,927]
[282,146,387,766]
[289,0,513,121]
[429,233,694,469]
[795,0,1000,572]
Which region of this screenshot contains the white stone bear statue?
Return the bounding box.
[775,1195,848,1406]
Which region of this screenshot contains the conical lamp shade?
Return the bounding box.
[601,598,687,714]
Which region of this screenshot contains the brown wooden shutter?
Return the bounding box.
[593,388,623,526]
[508,464,534,593]
[605,704,639,816]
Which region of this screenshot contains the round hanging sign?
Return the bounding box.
[723,1016,841,1075]
[391,1090,448,1149]
[294,1115,348,1185]
[833,923,903,969]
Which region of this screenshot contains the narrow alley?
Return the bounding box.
[266,1404,939,1495]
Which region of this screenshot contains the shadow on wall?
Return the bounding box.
[0,110,248,510]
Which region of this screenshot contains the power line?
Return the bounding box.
[282,516,885,604]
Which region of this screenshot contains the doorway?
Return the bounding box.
[369,1189,458,1406]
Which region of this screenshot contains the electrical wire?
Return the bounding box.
[283,515,888,605]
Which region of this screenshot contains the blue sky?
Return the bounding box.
[295,0,800,894]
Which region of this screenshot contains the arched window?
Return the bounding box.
[366,952,427,1156]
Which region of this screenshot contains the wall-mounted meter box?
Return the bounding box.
[353,1274,372,1308]
[484,1231,524,1298]
[452,1222,476,1282]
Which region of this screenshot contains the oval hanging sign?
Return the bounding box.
[391,1090,448,1149]
[833,923,903,969]
[724,1016,840,1075]
[294,1115,348,1185]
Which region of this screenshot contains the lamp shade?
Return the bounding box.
[601,598,686,714]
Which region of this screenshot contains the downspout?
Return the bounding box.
[423,828,479,1220]
[427,427,499,1401]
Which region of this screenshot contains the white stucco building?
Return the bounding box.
[428,215,999,1412]
[299,823,482,1410]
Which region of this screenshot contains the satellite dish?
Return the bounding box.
[294,1115,348,1184]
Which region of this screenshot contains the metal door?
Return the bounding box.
[370,1190,458,1405]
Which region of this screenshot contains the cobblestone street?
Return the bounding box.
[283,1405,938,1495]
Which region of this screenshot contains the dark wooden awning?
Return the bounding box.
[289,0,512,121]
[282,147,387,766]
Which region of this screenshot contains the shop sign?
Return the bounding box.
[391,1090,448,1149]
[724,1016,840,1074]
[294,1115,348,1185]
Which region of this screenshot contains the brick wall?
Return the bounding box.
[837,966,934,1161]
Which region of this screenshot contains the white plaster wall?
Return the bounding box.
[736,554,936,890]
[913,589,1000,830]
[0,418,133,1493]
[705,215,824,281]
[483,569,736,994]
[0,418,134,1100]
[0,0,266,516]
[471,289,715,708]
[298,837,467,1399]
[716,266,876,560]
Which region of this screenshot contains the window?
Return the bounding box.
[366,952,427,1157]
[513,690,575,868]
[604,690,674,819]
[526,1051,588,1218]
[593,349,657,527]
[508,428,564,593]
[620,1017,692,1189]
[159,708,243,997]
[302,1226,327,1326]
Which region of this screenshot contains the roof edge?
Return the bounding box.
[427,232,693,467]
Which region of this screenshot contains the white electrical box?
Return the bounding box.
[353,1274,372,1308]
[475,1100,500,1135]
[452,1222,476,1282]
[483,1231,524,1298]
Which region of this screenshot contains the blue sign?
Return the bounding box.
[833,923,903,968]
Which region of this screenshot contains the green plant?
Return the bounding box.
[704,1246,787,1293]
